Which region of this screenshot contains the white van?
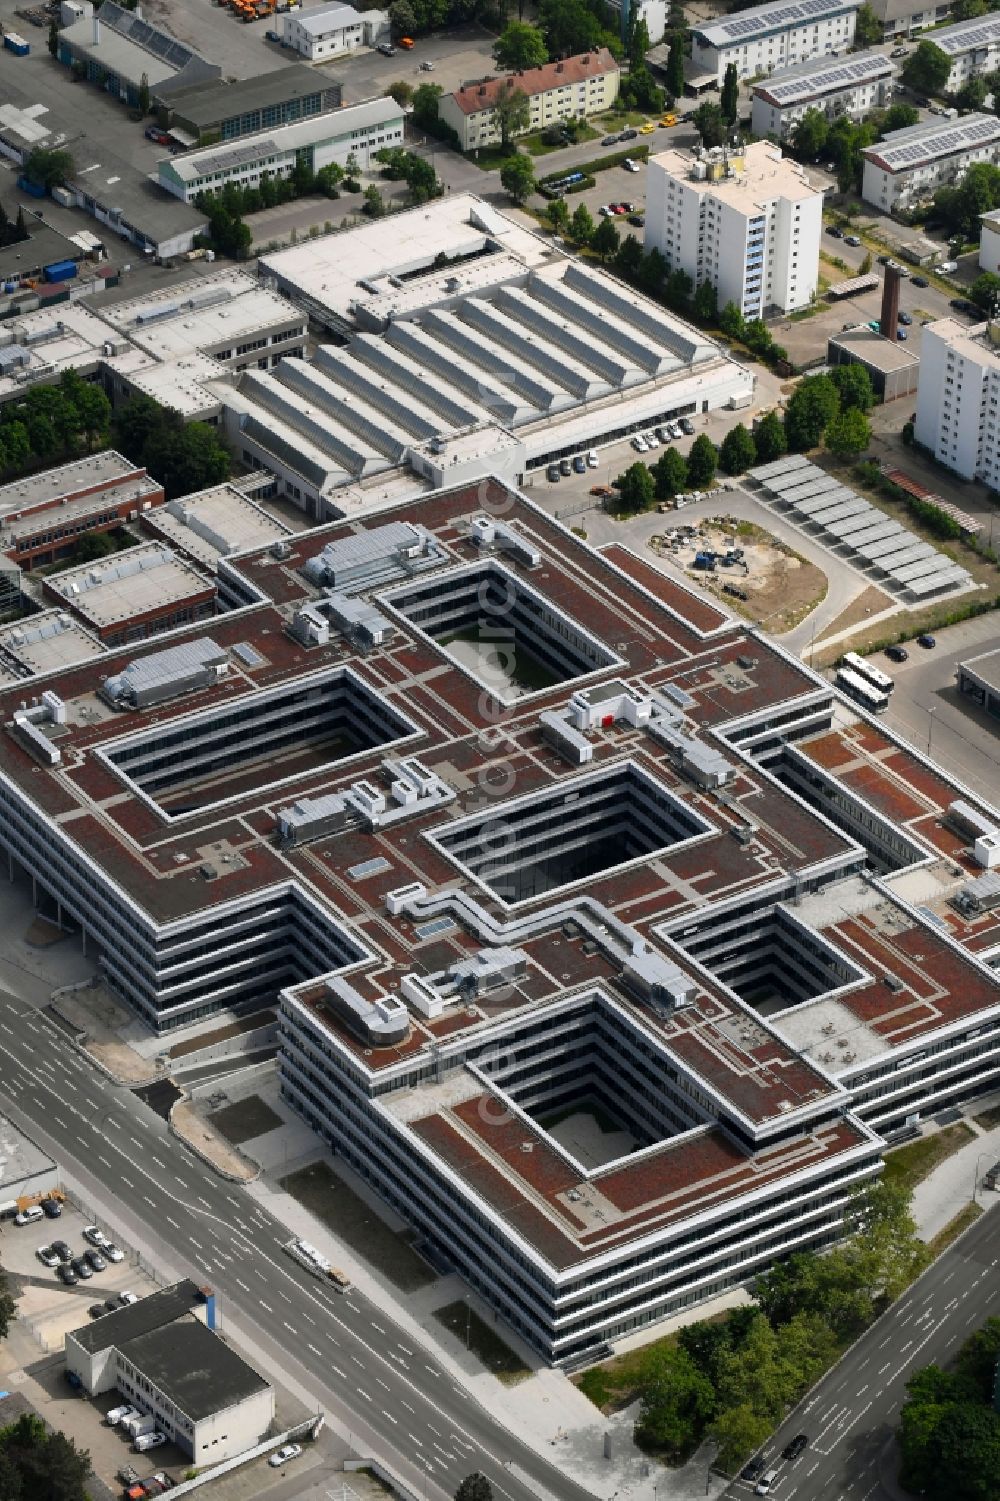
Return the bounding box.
[755,1470,781,1495]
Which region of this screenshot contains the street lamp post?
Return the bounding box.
[927,704,936,757]
[972,1149,995,1204]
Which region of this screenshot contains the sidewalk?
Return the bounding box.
[910,1097,1000,1241]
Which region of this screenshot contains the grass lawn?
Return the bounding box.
[974,1104,1000,1130]
[596,108,654,128]
[882,1123,976,1194]
[576,1328,680,1410]
[466,144,519,171]
[433,1300,530,1384]
[925,1201,983,1258]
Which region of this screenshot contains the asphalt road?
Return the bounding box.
[0,988,596,1501]
[723,1204,1000,1501]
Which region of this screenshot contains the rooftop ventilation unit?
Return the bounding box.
[324,976,409,1048]
[623,944,696,1013]
[99,638,229,710]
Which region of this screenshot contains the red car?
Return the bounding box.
[610,203,627,215]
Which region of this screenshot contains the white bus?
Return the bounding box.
[842,651,894,696]
[836,667,889,715]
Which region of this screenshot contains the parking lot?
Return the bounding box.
[318,22,498,104]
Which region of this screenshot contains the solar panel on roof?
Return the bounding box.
[763,54,891,101]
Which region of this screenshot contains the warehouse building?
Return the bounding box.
[690,0,861,86]
[438,51,620,152]
[44,541,216,645]
[826,324,920,401]
[0,453,164,573]
[958,647,1000,722]
[4,480,1000,1361]
[143,485,292,580]
[57,3,220,109]
[750,52,894,139]
[66,1281,273,1463]
[244,194,754,517]
[162,64,343,146]
[158,98,405,203]
[861,115,1000,212]
[281,3,388,60]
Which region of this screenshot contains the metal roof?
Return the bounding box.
[695,0,858,48]
[864,113,1000,172]
[753,50,891,106]
[931,11,1000,54]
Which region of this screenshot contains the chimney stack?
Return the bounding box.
[880,264,901,338]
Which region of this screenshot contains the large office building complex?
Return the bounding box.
[915,315,1000,486]
[690,0,860,85]
[861,115,1000,212]
[4,481,1000,1363]
[644,142,822,317]
[750,52,894,140]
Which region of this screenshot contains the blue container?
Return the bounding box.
[16,176,46,198]
[42,259,77,283]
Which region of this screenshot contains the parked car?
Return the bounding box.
[891,44,908,55]
[265,27,280,40]
[639,122,656,134]
[679,417,695,435]
[620,128,638,140]
[939,260,958,273]
[782,1434,809,1461]
[88,1303,106,1319]
[559,457,572,476]
[572,455,586,473]
[37,1245,60,1267]
[918,633,936,649]
[601,134,619,146]
[134,1432,167,1453]
[118,1291,139,1306]
[950,298,974,312]
[86,1248,107,1273]
[103,1243,124,1263]
[876,253,890,264]
[587,449,598,468]
[546,464,560,482]
[826,225,844,238]
[269,1444,303,1468]
[627,214,644,227]
[844,234,861,247]
[57,1263,79,1286]
[623,157,640,172]
[71,1255,93,1280]
[107,1405,137,1427]
[15,1205,43,1226]
[418,60,434,69]
[897,328,908,340]
[41,1197,62,1218]
[643,431,660,446]
[83,1225,108,1248]
[377,41,395,54]
[885,645,909,662]
[51,1239,72,1262]
[741,1457,767,1482]
[898,310,913,325]
[631,435,648,452]
[105,1297,121,1312]
[911,275,929,287]
[755,1471,781,1496]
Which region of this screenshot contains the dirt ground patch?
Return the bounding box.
[650,516,827,632]
[170,1100,258,1183]
[816,583,895,644]
[280,1162,436,1294]
[210,1094,283,1146]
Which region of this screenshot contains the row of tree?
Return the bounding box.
[0,371,111,481]
[899,1319,1000,1500]
[632,1180,928,1470]
[111,394,230,502]
[0,201,29,252]
[613,366,876,515]
[194,157,365,260]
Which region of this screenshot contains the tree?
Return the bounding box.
[750,408,780,459]
[47,16,58,56]
[386,80,413,107]
[547,196,570,234]
[537,0,609,58]
[938,162,1000,240]
[615,461,655,512]
[142,421,230,500]
[0,1272,14,1342]
[712,1403,773,1473]
[721,63,739,125]
[389,0,418,36]
[591,215,619,261]
[693,280,718,323]
[719,300,746,342]
[667,33,685,98]
[686,433,717,488]
[628,15,651,70]
[879,102,919,133]
[112,393,166,463]
[493,21,547,71]
[901,40,952,98]
[455,1477,492,1501]
[24,148,75,190]
[635,1346,716,1459]
[72,530,119,564]
[492,83,531,149]
[791,107,829,162]
[719,422,756,475]
[956,1317,1000,1401]
[499,153,536,204]
[411,82,443,130]
[693,100,726,149]
[137,71,150,115]
[614,231,644,277]
[665,267,693,311]
[853,1,882,46]
[953,0,987,18]
[362,185,386,217]
[637,246,667,295]
[955,73,988,111]
[830,362,874,412]
[0,1412,90,1501]
[784,372,840,451]
[653,446,687,499]
[569,202,595,245]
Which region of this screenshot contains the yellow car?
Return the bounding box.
[660,113,678,127]
[639,122,657,134]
